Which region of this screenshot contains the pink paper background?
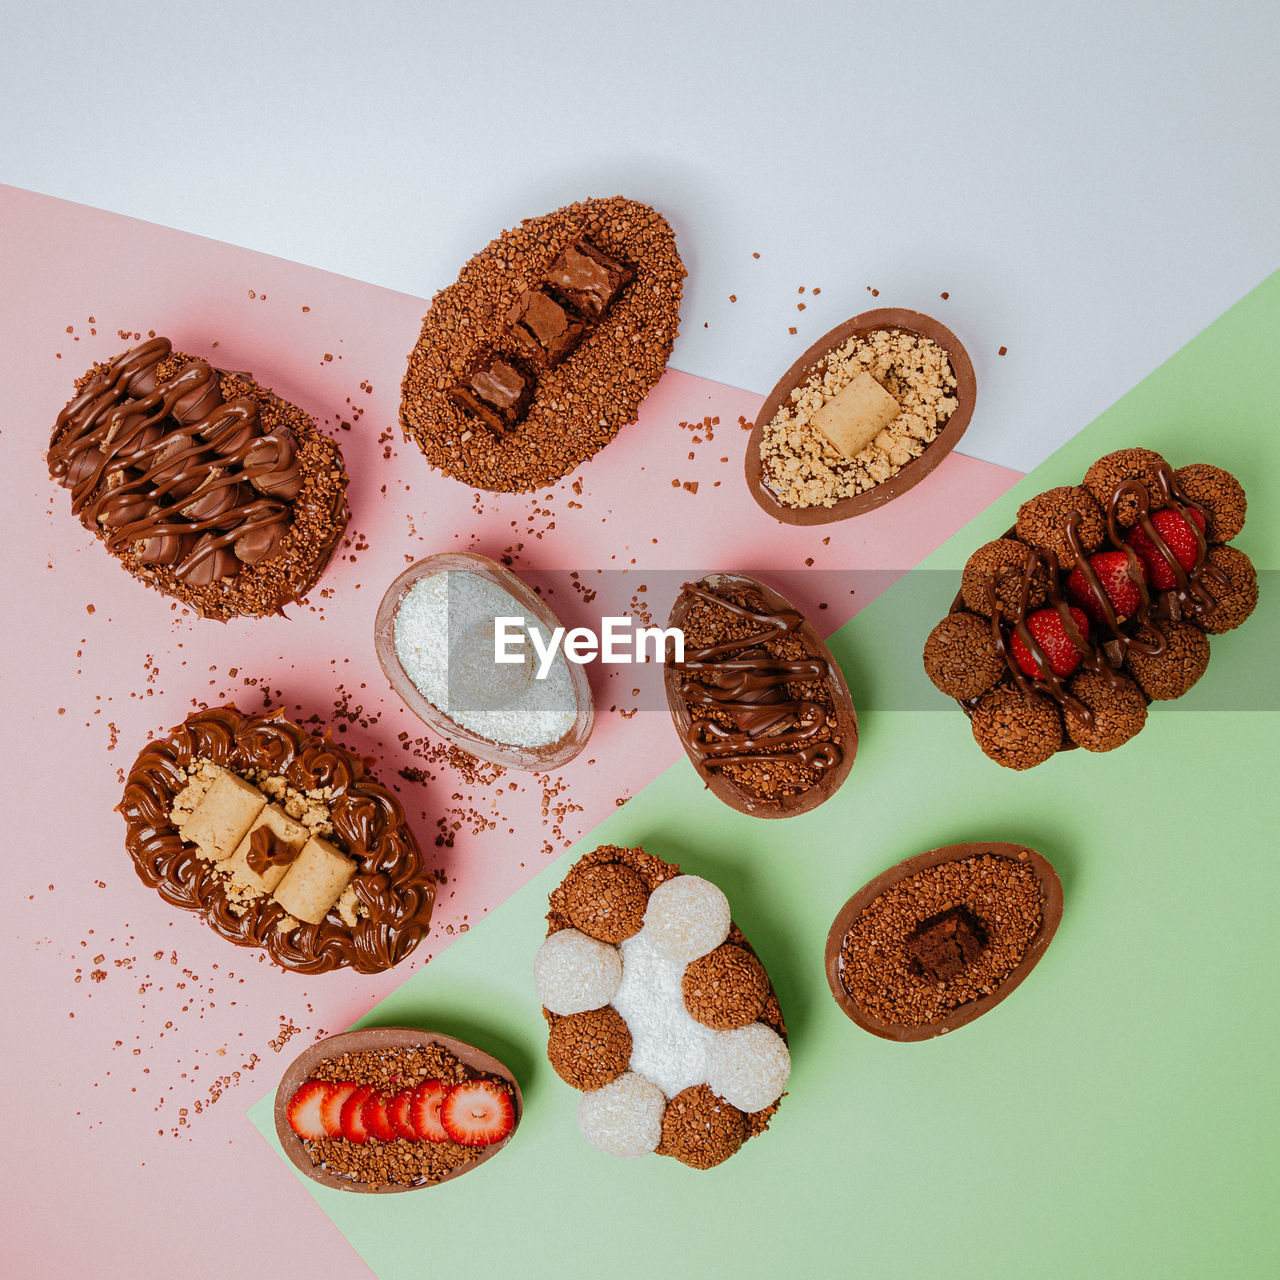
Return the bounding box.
[0,185,1020,1279]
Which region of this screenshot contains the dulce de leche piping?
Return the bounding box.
[48,337,303,584]
[675,583,843,774]
[120,706,435,975]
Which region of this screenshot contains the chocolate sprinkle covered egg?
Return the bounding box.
[400,196,684,492]
[48,338,348,619]
[537,845,788,1169]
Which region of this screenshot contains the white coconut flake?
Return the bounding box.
[610,928,718,1098]
[534,929,622,1015]
[393,570,576,748]
[576,1072,665,1158]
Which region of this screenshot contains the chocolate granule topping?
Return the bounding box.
[960,539,1048,616]
[838,854,1043,1026]
[657,1084,747,1169]
[1015,486,1105,570]
[970,685,1062,770]
[48,339,348,619]
[922,612,1005,701]
[562,861,649,943]
[1062,669,1147,751]
[1124,619,1210,700]
[400,196,684,491]
[1172,464,1247,542]
[1083,448,1170,527]
[682,944,770,1030]
[546,1007,632,1090]
[120,705,434,974]
[1197,544,1258,634]
[304,1044,506,1188]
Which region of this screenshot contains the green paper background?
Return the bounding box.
[251,273,1279,1280]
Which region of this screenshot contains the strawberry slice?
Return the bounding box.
[362,1092,397,1143]
[1009,606,1089,679]
[1066,551,1147,625]
[410,1079,449,1143]
[389,1090,417,1142]
[340,1085,377,1144]
[320,1082,359,1139]
[440,1079,515,1148]
[286,1080,336,1142]
[1127,507,1205,589]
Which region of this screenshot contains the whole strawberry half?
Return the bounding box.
[1009,606,1089,679]
[1127,507,1205,590]
[1066,551,1147,624]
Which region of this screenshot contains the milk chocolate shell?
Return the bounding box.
[664,574,857,817]
[745,308,976,525]
[48,337,348,619]
[825,842,1062,1041]
[400,196,684,492]
[274,1027,522,1193]
[374,552,594,770]
[119,706,434,974]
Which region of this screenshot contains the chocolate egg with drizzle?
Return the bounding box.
[664,574,857,817]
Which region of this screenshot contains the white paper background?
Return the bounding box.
[2,0,1277,471]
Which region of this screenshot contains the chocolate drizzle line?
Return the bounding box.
[972,462,1231,729]
[119,706,434,976]
[675,584,842,774]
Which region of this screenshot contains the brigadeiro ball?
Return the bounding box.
[682,944,770,1031]
[1016,486,1106,569]
[577,1072,665,1159]
[1125,621,1210,700]
[563,861,649,944]
[547,1007,633,1091]
[1172,464,1246,542]
[960,538,1048,616]
[923,612,1006,700]
[657,1083,747,1170]
[1197,544,1258,634]
[1063,670,1147,751]
[1083,448,1170,527]
[970,685,1062,770]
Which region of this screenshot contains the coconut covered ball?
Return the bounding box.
[1063,670,1147,751]
[1198,544,1258,634]
[960,538,1048,617]
[970,685,1062,770]
[657,1083,747,1170]
[1083,448,1170,527]
[1016,486,1106,569]
[577,1071,666,1158]
[534,928,622,1015]
[1125,621,1210,700]
[707,1022,791,1113]
[682,944,770,1031]
[1173,464,1246,542]
[562,860,650,944]
[547,1007,633,1091]
[643,875,731,964]
[923,612,1007,700]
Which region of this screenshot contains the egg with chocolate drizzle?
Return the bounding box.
[47,337,334,615]
[665,574,858,817]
